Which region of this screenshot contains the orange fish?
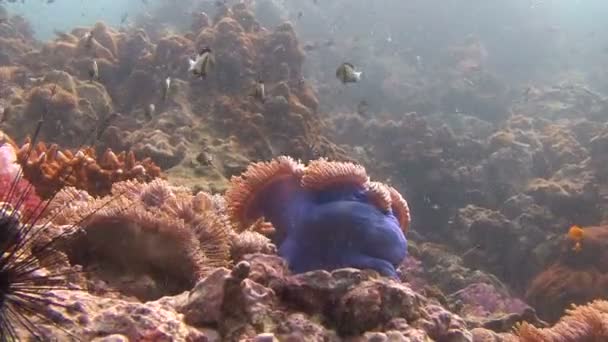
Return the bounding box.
[568,225,584,253]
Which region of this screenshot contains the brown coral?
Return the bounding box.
[16,139,162,199]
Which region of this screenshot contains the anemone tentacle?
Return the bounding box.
[225,156,304,232]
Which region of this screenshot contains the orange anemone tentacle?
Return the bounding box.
[224,155,304,231]
[300,158,369,191]
[387,185,411,234]
[364,181,392,213]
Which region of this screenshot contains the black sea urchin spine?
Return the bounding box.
[0,89,125,341]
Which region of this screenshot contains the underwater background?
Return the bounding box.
[0,0,607,340]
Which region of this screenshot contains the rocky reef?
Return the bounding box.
[0,3,347,194]
[328,78,608,323]
[1,1,608,341]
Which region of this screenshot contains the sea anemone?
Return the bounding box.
[225,156,411,277]
[46,179,233,301]
[526,225,608,322]
[516,299,608,341]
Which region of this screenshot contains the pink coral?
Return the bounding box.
[0,173,43,221]
[0,142,20,178]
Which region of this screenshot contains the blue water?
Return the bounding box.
[2,0,155,40]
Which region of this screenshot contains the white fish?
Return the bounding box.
[89,59,99,81]
[83,30,94,49]
[188,47,215,79]
[250,79,265,103]
[336,62,362,84]
[145,104,155,119]
[163,77,171,101]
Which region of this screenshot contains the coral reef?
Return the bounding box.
[0,3,347,195]
[526,225,608,322]
[0,7,36,66]
[5,1,608,339]
[329,95,608,295]
[225,156,410,277]
[5,71,115,147]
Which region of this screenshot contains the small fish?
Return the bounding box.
[84,31,94,49]
[89,59,99,82]
[120,12,129,24]
[0,106,10,123]
[461,244,481,259]
[297,11,303,20]
[188,47,215,79]
[336,62,362,84]
[94,112,120,143]
[567,225,584,253]
[145,104,156,120]
[523,86,533,102]
[303,43,317,52]
[28,76,44,85]
[163,77,171,101]
[250,79,265,103]
[55,119,64,135]
[530,0,543,9]
[273,44,286,54]
[463,77,475,87]
[356,100,369,117]
[196,151,214,166]
[323,39,335,47]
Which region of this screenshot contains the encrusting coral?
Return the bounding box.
[46,178,232,301]
[225,156,411,277]
[15,137,162,199]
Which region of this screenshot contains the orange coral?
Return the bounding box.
[301,158,369,191]
[16,139,162,198]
